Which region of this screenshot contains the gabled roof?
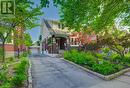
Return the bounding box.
[44,20,52,29]
[43,19,69,38]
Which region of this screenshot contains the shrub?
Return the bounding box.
[11,74,26,86]
[0,58,28,88]
[92,61,122,75]
[84,53,97,67]
[20,52,28,57]
[110,54,122,63]
[0,82,12,88]
[102,47,110,54]
[63,49,125,75]
[11,58,28,87]
[6,57,14,62]
[95,53,104,59]
[0,71,8,83]
[64,50,96,66]
[122,53,130,65]
[0,71,12,88]
[64,51,71,60]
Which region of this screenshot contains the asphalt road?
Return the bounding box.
[30,54,103,88]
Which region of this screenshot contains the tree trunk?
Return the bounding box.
[2,41,5,62]
[17,47,20,59]
[27,47,30,54]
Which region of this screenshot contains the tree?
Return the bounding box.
[0,0,43,62]
[23,33,33,54]
[0,25,13,62]
[24,33,33,47]
[40,0,130,32]
[98,29,130,58]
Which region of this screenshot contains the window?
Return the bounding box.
[58,23,60,29]
[62,24,64,29]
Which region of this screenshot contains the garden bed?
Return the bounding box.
[0,57,29,88]
[62,58,130,80]
[63,49,130,80]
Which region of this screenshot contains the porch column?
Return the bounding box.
[67,38,70,50]
[40,41,43,54]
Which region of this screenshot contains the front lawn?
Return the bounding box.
[64,49,130,75]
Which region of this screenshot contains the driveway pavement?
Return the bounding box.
[30,54,130,88]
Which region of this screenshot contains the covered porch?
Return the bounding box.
[42,31,69,54]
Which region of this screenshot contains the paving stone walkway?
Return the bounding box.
[30,54,130,88]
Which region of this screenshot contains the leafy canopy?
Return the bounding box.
[40,0,130,31]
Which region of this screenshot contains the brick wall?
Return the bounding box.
[0,44,26,52]
[4,44,15,51]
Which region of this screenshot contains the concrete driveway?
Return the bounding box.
[30,54,130,88]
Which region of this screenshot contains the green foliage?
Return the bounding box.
[6,57,14,63]
[92,61,123,75]
[57,0,130,31]
[0,71,8,83]
[64,49,127,75]
[110,54,122,63]
[0,57,29,88]
[64,50,96,66]
[0,47,3,59]
[0,0,43,62]
[102,48,110,54]
[98,30,130,57]
[20,52,29,58]
[123,53,130,64]
[12,74,26,87]
[0,70,12,88]
[12,58,28,86]
[95,53,104,59]
[24,33,33,47]
[0,82,12,88]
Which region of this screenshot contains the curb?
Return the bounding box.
[60,58,130,80]
[28,59,32,88]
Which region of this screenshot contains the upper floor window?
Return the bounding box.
[62,24,64,29]
[58,23,60,29]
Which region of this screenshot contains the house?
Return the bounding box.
[40,19,97,54]
[69,32,97,50]
[0,26,26,58]
[40,19,69,54]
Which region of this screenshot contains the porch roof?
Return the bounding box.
[52,29,69,38]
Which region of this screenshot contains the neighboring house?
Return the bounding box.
[0,26,26,58]
[69,32,97,46]
[40,19,97,54]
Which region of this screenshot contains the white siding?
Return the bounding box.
[41,20,51,41]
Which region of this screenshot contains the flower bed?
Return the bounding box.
[64,49,130,76]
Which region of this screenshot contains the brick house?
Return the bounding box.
[0,26,26,58]
[69,32,97,50]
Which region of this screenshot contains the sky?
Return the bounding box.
[27,0,60,42]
